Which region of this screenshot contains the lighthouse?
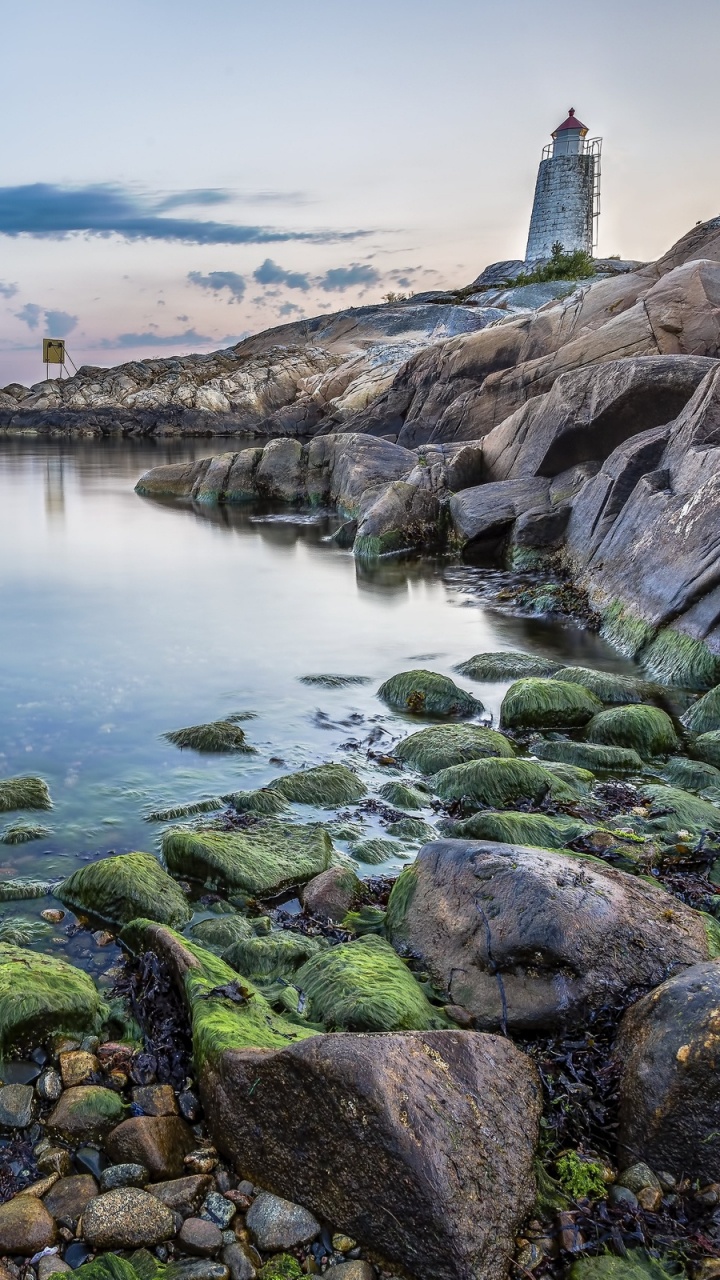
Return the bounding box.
[525,108,602,263]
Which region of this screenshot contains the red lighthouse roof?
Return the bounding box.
[552,107,588,136]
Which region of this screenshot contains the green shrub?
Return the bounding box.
[516,242,595,284]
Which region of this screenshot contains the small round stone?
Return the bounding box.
[100,1162,150,1191]
[246,1191,320,1250]
[81,1187,175,1249]
[200,1192,236,1229]
[0,1194,56,1255]
[179,1217,224,1257]
[0,1083,36,1128]
[37,1068,63,1102]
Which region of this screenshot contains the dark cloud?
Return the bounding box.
[188,270,246,301]
[319,263,380,291]
[0,184,368,245]
[44,310,78,337]
[101,328,216,349]
[278,302,302,316]
[253,259,311,290]
[15,303,43,330]
[0,280,18,298]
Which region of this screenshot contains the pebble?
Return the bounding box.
[246,1192,321,1250]
[42,1175,99,1226]
[37,1147,74,1177]
[636,1184,663,1212]
[179,1217,224,1257]
[36,1069,63,1102]
[165,1264,229,1280]
[178,1090,201,1122]
[59,1051,99,1088]
[81,1186,175,1249]
[695,1263,720,1280]
[326,1265,374,1280]
[221,1243,256,1280]
[37,1254,71,1280]
[107,1114,196,1180]
[0,1061,41,1085]
[608,1184,639,1210]
[74,1146,107,1179]
[201,1192,236,1229]
[100,1162,150,1191]
[48,1085,127,1140]
[133,1084,178,1116]
[617,1162,662,1195]
[185,1150,218,1174]
[236,1181,255,1198]
[332,1234,358,1253]
[63,1242,92,1269]
[0,1083,36,1128]
[41,909,65,924]
[0,1195,56,1255]
[22,1174,60,1198]
[146,1175,214,1217]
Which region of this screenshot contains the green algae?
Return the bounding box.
[342,904,387,936]
[569,1250,683,1280]
[268,763,366,807]
[386,817,434,841]
[0,941,103,1053]
[500,678,602,730]
[693,730,720,769]
[49,1083,128,1138]
[145,797,223,822]
[223,931,323,981]
[0,775,52,813]
[189,913,254,952]
[258,1257,303,1280]
[163,820,334,895]
[295,934,447,1032]
[445,810,591,849]
[0,917,52,945]
[660,756,720,795]
[395,723,515,774]
[539,761,596,796]
[299,674,372,687]
[0,822,52,845]
[556,1150,608,1200]
[455,651,561,681]
[162,719,256,753]
[0,877,56,901]
[586,705,680,758]
[642,627,720,691]
[350,837,400,865]
[378,669,483,718]
[641,784,720,834]
[600,602,656,658]
[553,666,659,706]
[50,1254,140,1280]
[225,788,289,816]
[58,851,192,929]
[430,756,566,808]
[385,864,419,940]
[532,738,644,774]
[682,684,720,735]
[377,780,429,810]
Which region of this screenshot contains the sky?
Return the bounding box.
[1,0,719,386]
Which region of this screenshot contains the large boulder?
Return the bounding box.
[201,1030,541,1280]
[353,480,443,557]
[58,851,191,928]
[378,669,482,718]
[394,724,515,774]
[385,840,716,1032]
[449,478,550,553]
[162,819,334,895]
[615,960,720,1181]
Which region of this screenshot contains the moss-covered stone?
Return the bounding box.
[682,684,720,735]
[532,738,644,773]
[163,820,334,895]
[643,627,720,690]
[455,651,561,681]
[48,1253,139,1280]
[144,798,223,822]
[659,756,720,795]
[0,877,55,901]
[162,719,256,753]
[48,1084,128,1139]
[500,678,602,731]
[641,784,720,834]
[569,1250,682,1280]
[693,730,720,769]
[539,761,595,797]
[59,852,191,929]
[268,763,366,808]
[294,934,447,1032]
[225,788,289,816]
[386,817,434,841]
[0,822,52,845]
[586,705,680,758]
[189,914,254,952]
[299,674,371,687]
[553,666,659,705]
[446,810,591,848]
[600,602,656,659]
[385,864,419,939]
[223,931,322,981]
[395,724,515,774]
[430,756,570,808]
[377,780,429,810]
[341,904,387,936]
[350,837,400,865]
[0,943,103,1053]
[377,669,483,718]
[0,775,52,813]
[258,1256,303,1280]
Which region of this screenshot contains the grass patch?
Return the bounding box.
[0,822,52,845]
[144,797,223,822]
[298,674,371,687]
[0,877,56,901]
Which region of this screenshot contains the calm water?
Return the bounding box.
[0,438,638,969]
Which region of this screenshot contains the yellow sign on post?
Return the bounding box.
[43,339,65,364]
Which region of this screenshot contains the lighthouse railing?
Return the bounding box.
[541,135,603,161]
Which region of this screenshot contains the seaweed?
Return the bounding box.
[298,674,372,687]
[455,651,561,681]
[0,775,52,814]
[395,723,515,774]
[501,678,603,731]
[162,719,257,753]
[294,934,448,1032]
[58,851,192,928]
[269,763,366,808]
[378,669,483,718]
[586,706,680,759]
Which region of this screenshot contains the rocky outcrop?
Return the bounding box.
[385,840,716,1032]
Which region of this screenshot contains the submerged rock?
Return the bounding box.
[353,480,443,558]
[553,666,659,705]
[444,810,590,849]
[385,839,717,1032]
[163,720,256,754]
[0,943,102,1053]
[585,704,680,757]
[294,934,448,1032]
[267,763,366,807]
[395,723,515,774]
[429,756,573,808]
[455,651,562,681]
[532,738,644,773]
[500,678,602,730]
[349,837,399,865]
[378,669,482,718]
[0,774,52,813]
[227,788,289,816]
[163,820,334,896]
[58,851,192,928]
[1,821,52,845]
[377,779,429,809]
[682,684,720,734]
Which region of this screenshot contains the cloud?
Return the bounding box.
[100,328,217,349]
[278,302,302,316]
[0,280,18,298]
[44,310,78,337]
[15,303,44,330]
[253,259,311,291]
[188,270,246,301]
[0,184,368,245]
[319,263,380,291]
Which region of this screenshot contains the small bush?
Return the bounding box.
[518,242,595,285]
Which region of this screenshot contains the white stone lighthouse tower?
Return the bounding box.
[525,108,602,262]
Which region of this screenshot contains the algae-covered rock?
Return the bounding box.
[144,797,223,822]
[539,760,595,797]
[162,719,256,753]
[0,876,56,901]
[294,934,447,1032]
[350,837,400,865]
[455,652,561,681]
[569,1253,680,1280]
[386,817,434,841]
[58,852,191,929]
[532,738,644,773]
[300,866,362,925]
[50,1257,140,1280]
[1,821,52,845]
[163,820,334,895]
[430,756,567,808]
[395,724,515,775]
[640,784,720,833]
[553,666,659,706]
[377,780,429,810]
[693,730,720,769]
[0,775,52,813]
[500,678,602,730]
[378,670,482,718]
[269,763,366,808]
[227,788,289,816]
[660,755,720,794]
[189,913,254,952]
[120,920,316,1064]
[299,674,372,688]
[49,1084,128,1139]
[0,943,102,1053]
[445,810,590,849]
[682,684,720,734]
[586,704,680,758]
[223,931,322,981]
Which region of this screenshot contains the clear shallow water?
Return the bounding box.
[0,437,639,967]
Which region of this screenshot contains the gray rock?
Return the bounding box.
[470,261,527,289]
[179,1216,224,1257]
[301,865,361,923]
[327,1265,375,1280]
[36,1069,63,1102]
[166,1264,228,1280]
[42,1174,99,1226]
[99,1162,150,1191]
[0,1083,36,1128]
[146,1174,214,1216]
[81,1187,175,1249]
[200,1192,236,1230]
[449,477,551,550]
[354,480,443,557]
[608,1185,639,1210]
[221,1243,256,1280]
[617,1163,662,1195]
[246,1191,320,1250]
[37,1256,72,1280]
